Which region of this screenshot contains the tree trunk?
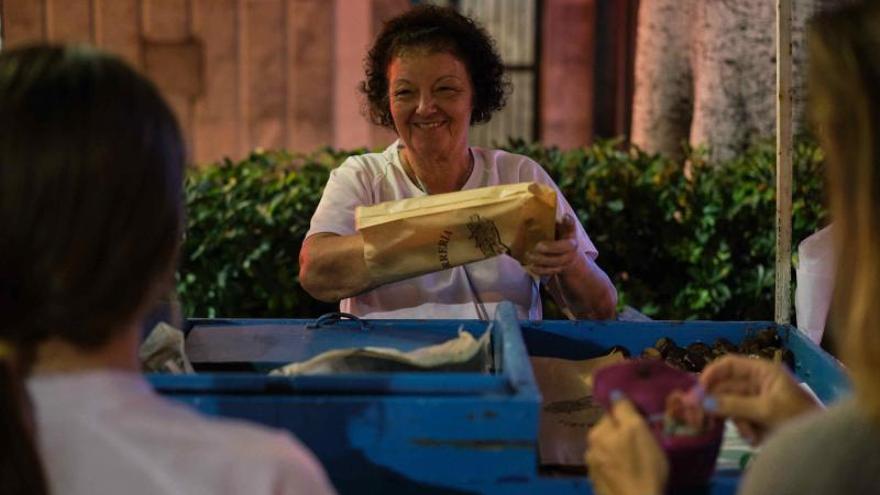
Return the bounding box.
[632,0,838,163]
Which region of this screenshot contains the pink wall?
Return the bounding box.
[541,0,595,148]
[1,0,408,165]
[1,0,620,161]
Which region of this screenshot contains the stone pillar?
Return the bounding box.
[630,0,695,161]
[632,0,837,163]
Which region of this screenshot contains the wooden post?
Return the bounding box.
[775,0,793,324]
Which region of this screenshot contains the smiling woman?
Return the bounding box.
[298,5,617,321]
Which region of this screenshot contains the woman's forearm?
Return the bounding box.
[556,254,618,319]
[298,233,375,302]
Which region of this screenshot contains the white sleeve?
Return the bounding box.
[272,437,338,495]
[306,157,374,238]
[199,423,338,495]
[519,157,599,260]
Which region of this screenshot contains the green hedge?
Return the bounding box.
[177,148,345,318]
[177,139,828,320]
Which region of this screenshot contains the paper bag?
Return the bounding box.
[139,322,194,374]
[531,350,627,466]
[356,182,557,283]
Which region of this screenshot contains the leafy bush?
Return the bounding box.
[507,138,828,320]
[178,148,340,317]
[178,139,828,321]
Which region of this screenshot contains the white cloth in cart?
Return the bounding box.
[28,371,336,495]
[270,327,491,376]
[795,225,835,344]
[306,140,597,320]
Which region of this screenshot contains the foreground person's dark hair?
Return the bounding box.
[0,44,184,493]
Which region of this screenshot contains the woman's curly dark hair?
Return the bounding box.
[360,5,509,129]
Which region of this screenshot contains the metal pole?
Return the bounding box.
[775,0,793,324]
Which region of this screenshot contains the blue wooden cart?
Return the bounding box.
[149,302,847,494]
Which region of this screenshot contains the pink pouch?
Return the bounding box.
[593,359,724,488]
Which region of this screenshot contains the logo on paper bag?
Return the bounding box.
[438,229,453,269]
[466,214,510,258]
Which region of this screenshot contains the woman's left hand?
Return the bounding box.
[528,213,618,319]
[585,398,669,495]
[525,214,580,276]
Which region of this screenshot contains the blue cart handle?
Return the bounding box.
[306,312,369,331]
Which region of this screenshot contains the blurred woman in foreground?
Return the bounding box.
[0,45,335,495]
[586,2,880,494]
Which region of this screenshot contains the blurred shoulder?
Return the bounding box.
[30,372,336,495]
[151,400,336,494]
[739,400,880,495]
[210,419,335,493]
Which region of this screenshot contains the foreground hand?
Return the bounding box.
[526,214,579,276]
[586,398,668,495]
[699,355,821,445]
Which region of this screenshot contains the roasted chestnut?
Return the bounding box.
[744,328,781,349]
[739,339,762,355]
[682,350,708,372]
[665,346,689,371]
[759,328,781,347]
[641,347,663,360]
[712,338,738,356]
[607,345,631,358]
[655,337,678,358]
[756,347,778,361]
[631,333,793,375]
[686,342,713,358]
[773,348,796,370]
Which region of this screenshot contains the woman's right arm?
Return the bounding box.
[298,233,374,302]
[300,158,385,303]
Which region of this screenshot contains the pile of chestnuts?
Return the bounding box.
[609,328,795,373]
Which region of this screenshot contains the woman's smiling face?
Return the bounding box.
[387,49,473,161]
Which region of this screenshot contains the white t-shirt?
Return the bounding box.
[307,140,598,319]
[28,371,337,495]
